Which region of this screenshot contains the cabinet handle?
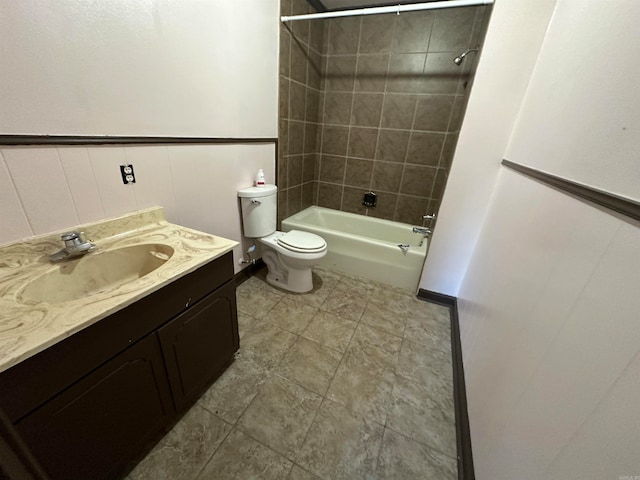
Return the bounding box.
[185,297,192,308]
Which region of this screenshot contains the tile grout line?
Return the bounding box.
[385,421,459,463]
[191,412,236,480]
[339,16,364,213]
[54,147,82,225]
[280,274,348,474]
[238,277,345,475]
[1,151,36,235]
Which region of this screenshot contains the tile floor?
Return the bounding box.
[126,267,456,480]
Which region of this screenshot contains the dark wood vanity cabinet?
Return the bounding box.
[15,334,174,480]
[159,280,238,412]
[0,251,239,480]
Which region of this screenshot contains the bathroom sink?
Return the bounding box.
[18,244,174,304]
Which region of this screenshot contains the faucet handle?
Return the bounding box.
[61,231,80,241]
[422,213,436,229]
[61,231,90,248]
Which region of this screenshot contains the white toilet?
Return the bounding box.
[238,184,327,293]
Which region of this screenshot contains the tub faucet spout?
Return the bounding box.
[412,226,432,236]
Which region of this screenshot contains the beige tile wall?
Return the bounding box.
[279,1,491,224]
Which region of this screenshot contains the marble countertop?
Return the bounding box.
[0,207,238,373]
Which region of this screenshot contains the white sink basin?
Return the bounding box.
[18,244,174,304]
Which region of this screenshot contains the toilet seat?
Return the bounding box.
[277,230,326,253]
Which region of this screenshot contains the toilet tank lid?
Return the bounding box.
[238,184,277,198]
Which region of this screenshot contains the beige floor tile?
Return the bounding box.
[293,270,341,308]
[237,375,322,460]
[326,346,396,424]
[313,265,344,283]
[197,428,292,479]
[301,310,358,353]
[240,323,298,369]
[241,273,287,295]
[407,317,452,355]
[296,399,384,480]
[237,311,261,339]
[293,288,332,309]
[129,405,231,480]
[403,309,451,346]
[360,301,407,337]
[421,301,451,319]
[262,296,318,334]
[388,284,415,296]
[411,300,452,325]
[198,355,270,424]
[236,283,283,318]
[376,429,457,479]
[396,338,453,388]
[368,288,410,310]
[386,375,456,457]
[287,465,322,479]
[275,336,343,395]
[320,289,367,321]
[369,289,430,317]
[332,274,379,298]
[349,324,402,367]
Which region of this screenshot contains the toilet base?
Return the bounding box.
[262,250,314,293]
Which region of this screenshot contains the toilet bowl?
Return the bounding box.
[259,231,327,293]
[238,185,327,293]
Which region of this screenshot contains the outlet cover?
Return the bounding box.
[120,164,136,184]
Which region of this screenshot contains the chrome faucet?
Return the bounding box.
[49,231,96,262]
[412,226,432,236]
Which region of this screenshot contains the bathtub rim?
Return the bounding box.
[283,206,427,251]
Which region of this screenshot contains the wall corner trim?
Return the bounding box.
[418,289,475,480]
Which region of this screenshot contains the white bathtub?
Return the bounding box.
[282,206,428,291]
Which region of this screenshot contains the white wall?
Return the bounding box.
[450,0,640,478]
[505,0,640,202]
[0,144,275,272]
[459,170,640,480]
[0,1,278,137]
[418,0,558,295]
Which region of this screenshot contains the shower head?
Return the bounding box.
[453,47,479,66]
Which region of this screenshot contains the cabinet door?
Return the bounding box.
[16,334,174,480]
[159,280,239,412]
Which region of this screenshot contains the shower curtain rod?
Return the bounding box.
[281,0,494,23]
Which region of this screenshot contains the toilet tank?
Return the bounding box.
[238,184,278,238]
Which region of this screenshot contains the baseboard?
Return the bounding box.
[417,288,457,307]
[233,259,265,287]
[418,289,474,480]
